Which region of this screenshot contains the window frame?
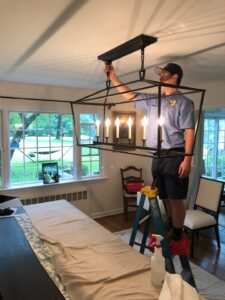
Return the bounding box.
[79,113,102,178]
[202,110,225,182]
[0,110,3,187]
[0,99,103,189]
[9,111,75,186]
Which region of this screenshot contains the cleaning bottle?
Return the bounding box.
[150,234,165,287]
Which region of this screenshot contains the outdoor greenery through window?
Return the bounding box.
[0,111,2,187]
[80,113,100,177]
[0,149,1,186]
[10,112,74,185]
[202,110,225,182]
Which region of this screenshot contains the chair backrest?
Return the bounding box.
[120,166,142,190]
[195,177,224,213]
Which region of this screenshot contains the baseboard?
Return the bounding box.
[91,207,137,219]
[91,208,123,219]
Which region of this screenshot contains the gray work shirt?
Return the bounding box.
[135,91,195,149]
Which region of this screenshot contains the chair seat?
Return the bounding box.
[184,210,217,230]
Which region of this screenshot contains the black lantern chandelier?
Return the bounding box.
[71,35,205,158]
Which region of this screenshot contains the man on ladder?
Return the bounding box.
[129,185,196,288]
[105,61,194,256]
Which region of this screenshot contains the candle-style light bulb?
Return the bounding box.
[158,116,164,142]
[95,120,100,137]
[115,117,120,139]
[105,118,111,138]
[158,116,164,126]
[127,117,133,140]
[141,116,148,140]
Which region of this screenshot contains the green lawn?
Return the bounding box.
[10,139,100,183]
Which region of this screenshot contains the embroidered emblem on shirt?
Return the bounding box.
[168,99,177,106]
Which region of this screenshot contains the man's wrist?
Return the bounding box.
[183,155,192,162]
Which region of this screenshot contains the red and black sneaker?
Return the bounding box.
[169,234,190,256]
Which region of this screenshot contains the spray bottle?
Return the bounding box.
[150,234,165,287]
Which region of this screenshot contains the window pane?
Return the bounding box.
[203,118,215,178]
[0,149,2,186]
[218,119,225,181]
[10,166,25,184]
[38,133,50,148]
[61,146,74,179]
[0,111,2,186]
[203,114,225,182]
[63,132,73,146]
[80,113,100,177]
[37,113,49,128]
[9,112,74,185]
[50,114,59,129]
[62,115,73,133]
[24,134,37,148]
[91,148,99,155]
[82,161,90,176]
[219,119,225,130]
[82,147,90,156]
[10,112,23,129]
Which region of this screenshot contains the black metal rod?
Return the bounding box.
[0,78,201,106]
[72,79,145,103]
[143,79,206,92]
[88,141,193,156]
[83,90,205,107]
[70,103,80,146]
[0,85,204,107]
[157,85,162,153]
[78,142,192,159]
[72,79,206,104]
[102,78,112,140]
[0,80,205,105]
[193,90,205,151]
[0,95,72,104]
[72,86,109,103]
[73,84,157,104]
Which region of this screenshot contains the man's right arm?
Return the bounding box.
[105,63,136,101]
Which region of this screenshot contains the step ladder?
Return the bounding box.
[129,187,197,289]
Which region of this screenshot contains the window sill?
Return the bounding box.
[1,176,108,191]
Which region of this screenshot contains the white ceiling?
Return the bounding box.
[1,0,225,90]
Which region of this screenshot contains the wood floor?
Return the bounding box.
[96,209,225,282]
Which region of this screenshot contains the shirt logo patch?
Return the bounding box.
[168,99,177,106]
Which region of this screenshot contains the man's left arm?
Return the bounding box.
[178,128,194,178]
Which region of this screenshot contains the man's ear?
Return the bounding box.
[171,73,178,83]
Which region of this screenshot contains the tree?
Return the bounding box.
[10,113,39,158]
[55,115,62,139]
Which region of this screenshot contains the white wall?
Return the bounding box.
[199,79,225,108]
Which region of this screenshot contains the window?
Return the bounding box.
[80,113,100,177]
[202,110,225,181]
[9,112,74,185]
[0,107,102,188]
[0,148,2,187]
[0,111,2,187]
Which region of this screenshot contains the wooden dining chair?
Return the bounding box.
[184,177,224,257]
[120,166,143,220]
